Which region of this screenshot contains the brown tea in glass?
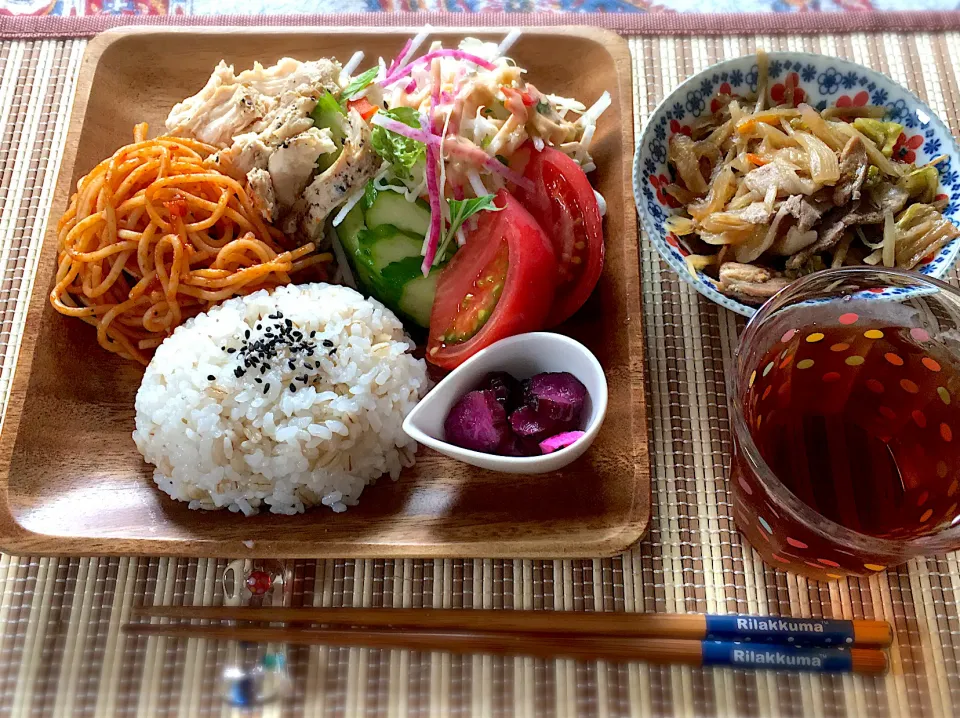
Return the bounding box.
[730,268,960,580]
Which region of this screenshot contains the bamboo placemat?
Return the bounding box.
[1,28,960,718]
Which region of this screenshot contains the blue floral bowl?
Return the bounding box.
[634,52,960,317]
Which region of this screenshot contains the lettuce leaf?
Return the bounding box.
[371,107,426,180]
[341,67,378,102]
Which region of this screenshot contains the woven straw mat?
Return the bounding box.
[1,31,960,718]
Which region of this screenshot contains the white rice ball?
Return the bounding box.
[132,283,428,515]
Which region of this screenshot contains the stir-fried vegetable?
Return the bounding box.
[663,50,960,305]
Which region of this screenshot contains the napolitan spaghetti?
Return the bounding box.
[50,123,332,365]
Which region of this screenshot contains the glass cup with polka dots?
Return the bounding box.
[730,267,960,581]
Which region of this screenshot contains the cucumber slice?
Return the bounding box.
[336,204,366,257]
[333,196,441,329]
[398,272,439,328]
[312,91,345,143]
[365,190,431,238]
[367,233,423,274]
[312,91,345,172]
[334,205,376,288]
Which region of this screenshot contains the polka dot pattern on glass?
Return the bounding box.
[900,379,919,394]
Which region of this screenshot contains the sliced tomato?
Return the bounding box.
[427,190,557,369]
[512,145,604,327]
[348,97,379,122]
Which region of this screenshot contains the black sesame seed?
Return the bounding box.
[245,330,250,338]
[263,383,270,394]
[207,375,215,381]
[285,319,293,328]
[255,377,262,384]
[329,348,337,356]
[310,331,316,338]
[221,346,226,351]
[234,367,244,378]
[227,348,236,354]
[256,324,262,330]
[322,339,334,348]
[289,383,296,393]
[261,365,268,374]
[288,360,296,370]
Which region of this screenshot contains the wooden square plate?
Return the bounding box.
[0,26,648,558]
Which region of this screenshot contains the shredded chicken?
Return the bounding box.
[204,132,272,180]
[663,51,960,303]
[268,127,337,210]
[246,168,277,222]
[166,57,342,229]
[166,58,340,142]
[284,109,379,239]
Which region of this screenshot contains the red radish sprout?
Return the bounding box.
[369,113,440,146]
[383,50,496,86]
[388,39,412,74]
[422,140,443,275]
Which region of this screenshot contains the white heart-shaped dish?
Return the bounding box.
[402,332,608,474]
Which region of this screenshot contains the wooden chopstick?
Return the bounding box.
[131,607,893,648]
[122,622,887,675]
